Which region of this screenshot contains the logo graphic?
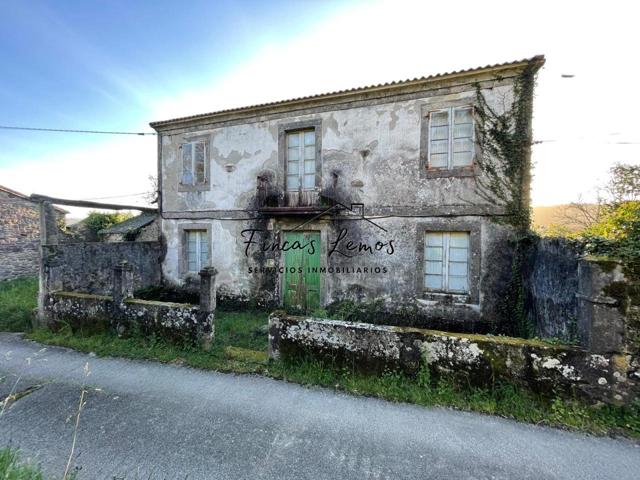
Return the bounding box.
[240,201,394,258]
[285,202,387,233]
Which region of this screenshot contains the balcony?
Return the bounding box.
[256,173,332,216]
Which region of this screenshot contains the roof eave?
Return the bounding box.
[150,55,545,132]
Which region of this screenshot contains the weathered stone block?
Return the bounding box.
[268,312,640,405]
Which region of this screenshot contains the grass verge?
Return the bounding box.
[7,276,638,439]
[26,323,640,439]
[28,310,270,375]
[0,277,38,332]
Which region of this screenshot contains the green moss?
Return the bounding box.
[391,325,575,350]
[54,291,111,301]
[224,346,268,364]
[125,298,196,308]
[603,281,629,314]
[586,257,620,273]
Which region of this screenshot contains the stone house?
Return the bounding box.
[150,56,545,332]
[0,185,67,281]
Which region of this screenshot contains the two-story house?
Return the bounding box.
[150,56,544,332]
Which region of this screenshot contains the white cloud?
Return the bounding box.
[2,0,639,211]
[0,135,156,218]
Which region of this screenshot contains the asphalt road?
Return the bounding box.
[0,332,638,479]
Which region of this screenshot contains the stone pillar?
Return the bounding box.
[199,266,218,313]
[112,261,134,305]
[39,201,59,246]
[37,201,60,325]
[197,267,218,351]
[577,259,626,353]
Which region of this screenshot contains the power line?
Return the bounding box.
[0,125,156,136]
[2,124,638,144]
[80,192,149,201]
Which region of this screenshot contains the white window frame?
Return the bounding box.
[185,229,208,273]
[427,106,474,170]
[180,140,208,186]
[424,231,470,294]
[285,129,316,192]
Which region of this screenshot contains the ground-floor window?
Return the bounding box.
[186,229,209,272]
[424,231,470,293]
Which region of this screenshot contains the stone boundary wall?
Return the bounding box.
[41,264,218,349]
[525,238,639,357]
[268,313,640,405]
[0,242,39,281]
[524,238,580,340]
[46,292,214,348]
[42,241,163,295]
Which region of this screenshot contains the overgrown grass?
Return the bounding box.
[0,447,46,479]
[9,274,638,438]
[268,356,640,438]
[28,310,270,375]
[0,277,38,332]
[26,320,640,439]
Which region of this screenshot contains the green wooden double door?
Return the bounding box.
[283,231,320,312]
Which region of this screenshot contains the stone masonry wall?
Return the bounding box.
[524,237,639,356]
[524,237,581,340]
[45,291,213,348]
[42,241,164,295]
[0,190,63,281]
[269,313,640,405]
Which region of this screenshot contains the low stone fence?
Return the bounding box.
[268,312,640,405]
[43,262,217,349]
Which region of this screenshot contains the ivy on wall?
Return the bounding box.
[473,65,539,337]
[473,64,537,232]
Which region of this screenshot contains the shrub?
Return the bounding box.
[580,201,640,276]
[83,211,133,235]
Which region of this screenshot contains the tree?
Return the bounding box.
[84,211,134,235]
[144,175,158,205]
[606,163,640,204]
[551,163,640,232]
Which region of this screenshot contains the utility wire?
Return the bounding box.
[1,124,638,143]
[80,192,149,201]
[0,125,156,136]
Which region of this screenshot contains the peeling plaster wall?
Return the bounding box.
[158,79,523,328]
[160,85,514,214]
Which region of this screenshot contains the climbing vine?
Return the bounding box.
[474,65,539,337]
[473,64,537,232]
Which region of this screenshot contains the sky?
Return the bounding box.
[0,0,638,218]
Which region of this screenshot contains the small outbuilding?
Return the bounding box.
[98,212,159,242]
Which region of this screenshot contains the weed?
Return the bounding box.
[0,277,38,332]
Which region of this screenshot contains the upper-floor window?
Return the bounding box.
[186,229,209,272]
[180,140,208,187]
[428,106,474,169]
[286,130,316,192]
[424,231,470,293]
